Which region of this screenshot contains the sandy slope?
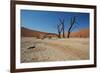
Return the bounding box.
[21,37,89,63]
[65,28,89,38]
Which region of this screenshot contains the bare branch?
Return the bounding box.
[67,16,79,38]
[56,18,66,38]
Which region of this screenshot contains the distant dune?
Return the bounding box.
[21,27,89,38]
[67,28,89,38]
[21,27,58,38]
[21,27,45,37]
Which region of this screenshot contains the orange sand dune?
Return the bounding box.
[65,28,89,38]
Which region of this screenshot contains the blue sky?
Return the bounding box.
[21,9,89,34]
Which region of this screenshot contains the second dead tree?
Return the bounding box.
[67,16,79,38]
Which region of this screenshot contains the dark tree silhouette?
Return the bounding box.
[59,18,65,38]
[57,23,62,38]
[67,16,79,38]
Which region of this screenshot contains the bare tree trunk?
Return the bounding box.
[67,31,70,38]
[59,18,65,38]
[58,32,61,38]
[57,24,62,38]
[62,23,65,38]
[67,16,78,38]
[67,22,73,38]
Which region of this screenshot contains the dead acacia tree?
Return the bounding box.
[59,18,65,38]
[67,16,79,38]
[57,23,62,38]
[56,18,65,38]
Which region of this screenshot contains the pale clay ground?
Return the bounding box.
[21,37,89,63]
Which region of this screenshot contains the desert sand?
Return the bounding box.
[21,37,89,63]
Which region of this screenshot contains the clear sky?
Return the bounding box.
[21,9,89,34]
